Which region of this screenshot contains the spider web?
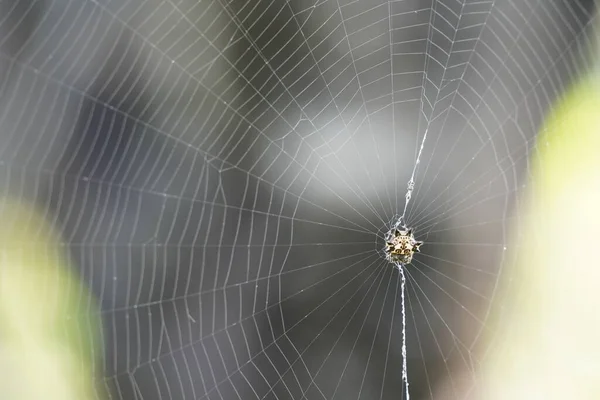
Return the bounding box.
[0,0,596,399]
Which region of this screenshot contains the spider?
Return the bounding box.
[384,227,423,265]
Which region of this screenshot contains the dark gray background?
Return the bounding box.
[0,0,596,399]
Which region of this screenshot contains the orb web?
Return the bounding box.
[0,0,596,399]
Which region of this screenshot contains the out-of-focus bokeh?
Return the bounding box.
[0,0,598,399]
[479,72,600,400]
[0,199,102,400]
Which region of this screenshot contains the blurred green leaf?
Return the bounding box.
[0,200,103,400]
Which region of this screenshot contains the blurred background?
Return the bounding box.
[0,0,597,399]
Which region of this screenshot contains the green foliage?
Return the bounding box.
[0,200,103,400]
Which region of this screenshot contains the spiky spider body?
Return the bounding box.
[384,227,423,265]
